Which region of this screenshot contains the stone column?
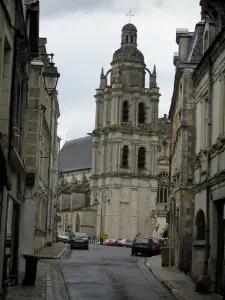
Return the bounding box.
[95,100,100,128]
[103,99,108,126]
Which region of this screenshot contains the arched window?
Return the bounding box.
[195,210,205,240]
[122,145,129,168]
[138,102,146,124]
[138,147,146,169]
[157,172,169,204]
[131,35,134,43]
[122,100,129,122]
[126,35,129,43]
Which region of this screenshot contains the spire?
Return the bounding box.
[150,65,157,88]
[99,67,107,89]
[100,67,104,79]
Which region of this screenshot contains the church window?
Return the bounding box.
[195,209,205,240]
[122,100,129,122]
[138,147,146,169]
[138,102,146,124]
[122,145,129,168]
[126,35,129,43]
[157,172,169,204]
[131,35,134,43]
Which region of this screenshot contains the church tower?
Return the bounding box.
[90,23,169,239]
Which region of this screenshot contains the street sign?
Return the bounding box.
[103,234,108,240]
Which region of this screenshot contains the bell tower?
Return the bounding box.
[90,22,163,240]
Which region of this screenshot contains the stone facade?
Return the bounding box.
[0,0,39,294]
[192,3,225,294]
[168,21,205,269]
[90,23,170,240]
[20,38,60,259]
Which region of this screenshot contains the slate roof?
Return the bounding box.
[59,136,92,172]
[186,21,205,63]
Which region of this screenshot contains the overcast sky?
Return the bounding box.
[40,0,200,145]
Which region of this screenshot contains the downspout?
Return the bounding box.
[204,56,212,276]
[45,93,53,238]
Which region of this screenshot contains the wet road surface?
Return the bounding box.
[57,244,175,300]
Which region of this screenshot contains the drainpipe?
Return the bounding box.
[204,56,212,276]
[45,93,53,240]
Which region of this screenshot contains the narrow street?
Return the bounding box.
[56,244,175,300]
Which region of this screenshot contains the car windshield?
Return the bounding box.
[135,237,149,244]
[74,233,87,238]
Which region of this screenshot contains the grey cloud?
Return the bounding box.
[40,0,115,17]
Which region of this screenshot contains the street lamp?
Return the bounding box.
[42,63,60,95]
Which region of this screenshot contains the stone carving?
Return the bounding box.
[120,192,128,202]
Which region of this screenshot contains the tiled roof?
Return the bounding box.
[59,136,92,172]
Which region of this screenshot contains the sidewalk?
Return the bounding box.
[145,255,223,300]
[5,263,69,300]
[35,243,70,259]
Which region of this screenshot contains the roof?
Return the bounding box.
[59,136,92,172]
[122,23,137,31]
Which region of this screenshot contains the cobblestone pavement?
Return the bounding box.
[5,262,70,300]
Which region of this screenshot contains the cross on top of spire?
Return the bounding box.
[126,10,134,23]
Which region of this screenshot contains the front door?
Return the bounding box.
[215,201,225,294]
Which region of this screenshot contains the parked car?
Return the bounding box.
[125,239,133,248]
[56,231,71,243]
[70,232,89,250]
[118,239,133,248]
[131,237,155,256]
[105,239,119,246]
[118,239,126,246]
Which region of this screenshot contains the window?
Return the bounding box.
[131,35,134,43]
[138,102,145,124]
[126,35,129,43]
[195,210,205,240]
[122,145,129,168]
[138,147,146,169]
[157,172,169,204]
[122,100,129,122]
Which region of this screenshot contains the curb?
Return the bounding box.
[145,260,184,300]
[37,245,70,259]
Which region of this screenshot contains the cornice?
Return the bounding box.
[193,179,207,193]
[90,172,157,180]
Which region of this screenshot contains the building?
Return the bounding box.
[168,20,205,270]
[58,136,97,237]
[192,0,225,295]
[58,23,170,240]
[19,37,60,263]
[0,0,39,294]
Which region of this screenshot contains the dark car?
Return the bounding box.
[70,232,89,250]
[131,237,155,256]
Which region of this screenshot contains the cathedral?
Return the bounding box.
[58,23,170,240]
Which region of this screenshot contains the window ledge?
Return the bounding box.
[194,240,206,247]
